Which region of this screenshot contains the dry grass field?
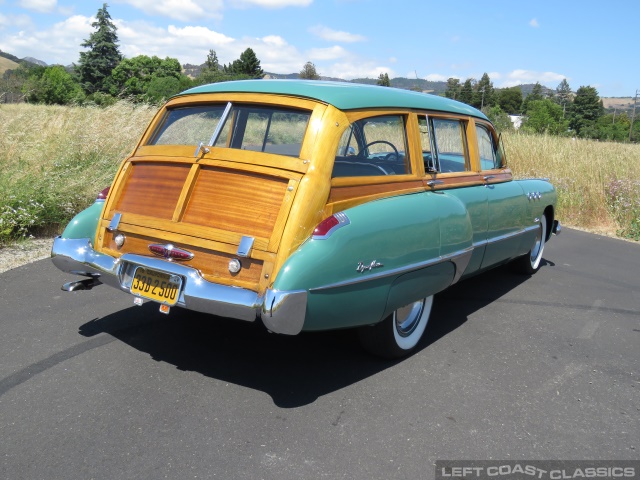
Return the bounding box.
[503,132,640,238]
[0,102,638,243]
[0,102,156,241]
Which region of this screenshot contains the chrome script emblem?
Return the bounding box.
[148,244,194,261]
[356,260,384,273]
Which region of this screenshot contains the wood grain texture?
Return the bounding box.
[102,231,265,289]
[115,163,191,219]
[182,166,289,239]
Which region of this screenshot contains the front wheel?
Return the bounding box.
[358,296,433,358]
[512,215,547,274]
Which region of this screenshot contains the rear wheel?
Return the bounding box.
[358,296,433,358]
[513,215,547,274]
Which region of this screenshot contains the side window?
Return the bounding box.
[432,118,468,172]
[333,115,411,178]
[476,124,497,170]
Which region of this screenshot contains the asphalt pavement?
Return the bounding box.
[1,228,638,479]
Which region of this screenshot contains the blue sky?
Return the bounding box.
[0,0,637,97]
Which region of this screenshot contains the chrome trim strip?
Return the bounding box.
[51,237,307,333]
[484,225,538,246]
[107,213,122,232]
[309,246,474,292]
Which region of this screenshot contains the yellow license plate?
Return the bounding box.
[131,267,181,305]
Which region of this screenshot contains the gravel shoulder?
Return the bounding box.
[0,237,54,274]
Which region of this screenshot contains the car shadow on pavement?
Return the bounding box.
[78,263,542,408]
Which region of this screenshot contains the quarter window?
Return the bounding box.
[476,124,497,170]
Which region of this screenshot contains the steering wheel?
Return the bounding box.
[359,140,399,162]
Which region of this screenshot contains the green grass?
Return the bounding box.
[1,102,638,243]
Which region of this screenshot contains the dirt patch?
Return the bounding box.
[0,237,54,274]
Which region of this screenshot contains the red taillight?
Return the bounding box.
[312,212,350,239]
[97,186,110,201]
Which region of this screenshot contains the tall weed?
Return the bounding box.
[503,132,640,239]
[0,102,156,243]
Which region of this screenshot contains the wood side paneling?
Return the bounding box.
[328,180,424,203]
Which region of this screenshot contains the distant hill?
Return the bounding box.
[0,49,48,76]
[0,56,19,76]
[22,56,47,67]
[0,50,21,63]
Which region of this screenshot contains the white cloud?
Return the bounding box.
[230,0,313,7]
[502,69,566,86]
[309,25,366,43]
[116,21,237,64]
[0,14,92,64]
[307,45,349,61]
[529,18,539,27]
[424,74,448,82]
[116,0,224,22]
[0,13,33,30]
[322,62,395,80]
[16,0,56,13]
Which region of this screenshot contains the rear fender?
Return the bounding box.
[60,200,105,244]
[272,191,472,331]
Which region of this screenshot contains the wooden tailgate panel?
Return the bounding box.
[115,163,191,219]
[182,166,289,239]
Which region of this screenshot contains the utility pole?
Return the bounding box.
[630,89,639,142]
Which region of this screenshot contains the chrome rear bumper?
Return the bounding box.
[51,237,306,335]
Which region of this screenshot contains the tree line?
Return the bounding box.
[1,3,637,143]
[0,4,265,106]
[444,74,639,142]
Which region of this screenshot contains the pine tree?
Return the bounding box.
[473,73,495,109]
[459,79,474,105]
[225,48,264,78]
[205,49,220,72]
[76,3,122,94]
[555,79,572,117]
[299,62,320,80]
[444,78,461,99]
[377,72,390,87]
[522,82,545,113]
[569,85,604,137]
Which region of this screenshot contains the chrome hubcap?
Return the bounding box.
[394,299,426,337]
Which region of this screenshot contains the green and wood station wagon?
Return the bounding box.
[51,80,560,358]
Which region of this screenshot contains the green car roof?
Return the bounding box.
[178,79,489,120]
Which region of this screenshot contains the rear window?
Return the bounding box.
[148,103,311,157]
